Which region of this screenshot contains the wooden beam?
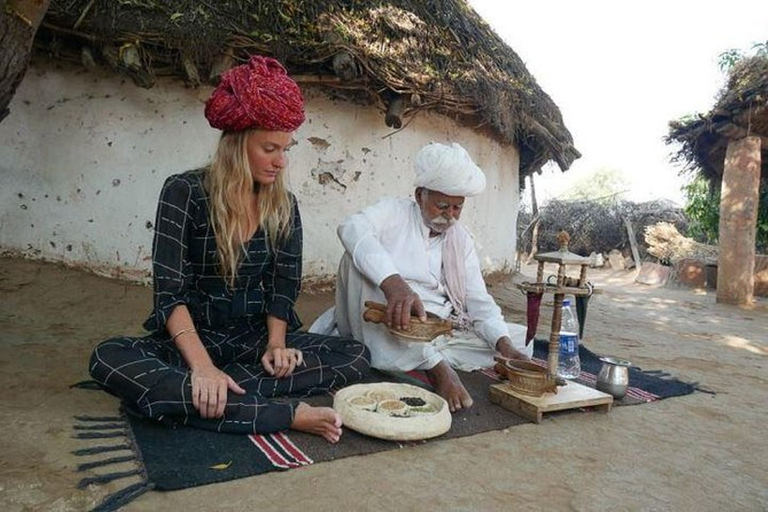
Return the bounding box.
[714,119,768,146]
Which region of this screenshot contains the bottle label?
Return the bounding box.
[559,333,578,356]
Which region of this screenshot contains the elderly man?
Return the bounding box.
[312,142,530,411]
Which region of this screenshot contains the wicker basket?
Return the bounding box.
[334,383,452,441]
[388,315,452,341]
[362,301,453,342]
[497,360,558,397]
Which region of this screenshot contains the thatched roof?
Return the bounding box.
[666,54,768,183]
[35,0,579,179]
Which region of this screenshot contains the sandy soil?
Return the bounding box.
[1,256,766,511]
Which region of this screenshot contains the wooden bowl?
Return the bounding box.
[496,359,558,397]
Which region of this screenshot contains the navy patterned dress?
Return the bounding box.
[89,170,370,434]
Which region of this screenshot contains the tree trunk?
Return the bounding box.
[0,0,51,123]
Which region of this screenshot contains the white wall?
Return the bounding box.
[1,60,521,283]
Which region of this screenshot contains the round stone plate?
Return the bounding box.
[334,382,451,441]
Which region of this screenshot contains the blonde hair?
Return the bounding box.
[204,130,294,288]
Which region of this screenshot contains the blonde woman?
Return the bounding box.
[89,56,370,442]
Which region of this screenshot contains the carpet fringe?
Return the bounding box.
[74,423,125,431]
[77,455,137,472]
[91,481,154,512]
[73,413,151,511]
[73,444,131,456]
[74,415,123,422]
[70,380,105,390]
[74,431,125,439]
[693,384,717,395]
[77,468,143,489]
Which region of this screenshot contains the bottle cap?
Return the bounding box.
[563,299,571,306]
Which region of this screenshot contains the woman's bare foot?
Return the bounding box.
[425,360,473,412]
[291,402,343,443]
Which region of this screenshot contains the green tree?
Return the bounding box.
[718,40,768,71]
[682,176,721,244]
[683,176,768,253]
[564,166,629,203]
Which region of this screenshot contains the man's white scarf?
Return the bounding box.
[442,226,472,330]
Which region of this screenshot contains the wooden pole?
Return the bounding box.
[547,264,567,378]
[526,174,540,265]
[716,135,761,305]
[622,216,642,271]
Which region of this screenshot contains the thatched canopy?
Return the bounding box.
[667,54,768,183]
[34,0,579,179]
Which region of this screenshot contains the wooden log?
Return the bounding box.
[385,95,404,129]
[209,53,234,83]
[717,136,761,305]
[181,53,200,87]
[0,0,51,123]
[622,216,642,270]
[332,51,359,82]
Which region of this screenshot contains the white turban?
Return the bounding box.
[413,142,486,197]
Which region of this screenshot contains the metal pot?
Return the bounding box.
[596,357,631,399]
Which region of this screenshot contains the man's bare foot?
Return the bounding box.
[291,402,343,443]
[425,360,473,412]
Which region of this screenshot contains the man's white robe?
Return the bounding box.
[310,197,531,372]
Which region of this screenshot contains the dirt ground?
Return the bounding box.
[1,256,766,511]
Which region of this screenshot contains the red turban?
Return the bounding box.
[204,55,305,132]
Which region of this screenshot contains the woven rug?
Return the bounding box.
[73,340,696,511]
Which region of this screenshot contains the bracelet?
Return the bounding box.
[170,327,196,341]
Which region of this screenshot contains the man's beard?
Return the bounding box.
[426,215,456,234]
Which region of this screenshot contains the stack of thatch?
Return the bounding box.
[35,0,580,178]
[644,222,719,266]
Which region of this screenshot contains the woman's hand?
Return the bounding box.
[262,346,304,379]
[190,364,246,419]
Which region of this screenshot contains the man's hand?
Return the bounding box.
[496,336,530,361]
[380,274,427,331]
[190,364,246,419]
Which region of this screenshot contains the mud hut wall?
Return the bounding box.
[0,61,521,283]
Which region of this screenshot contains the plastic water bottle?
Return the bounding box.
[557,299,581,379]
